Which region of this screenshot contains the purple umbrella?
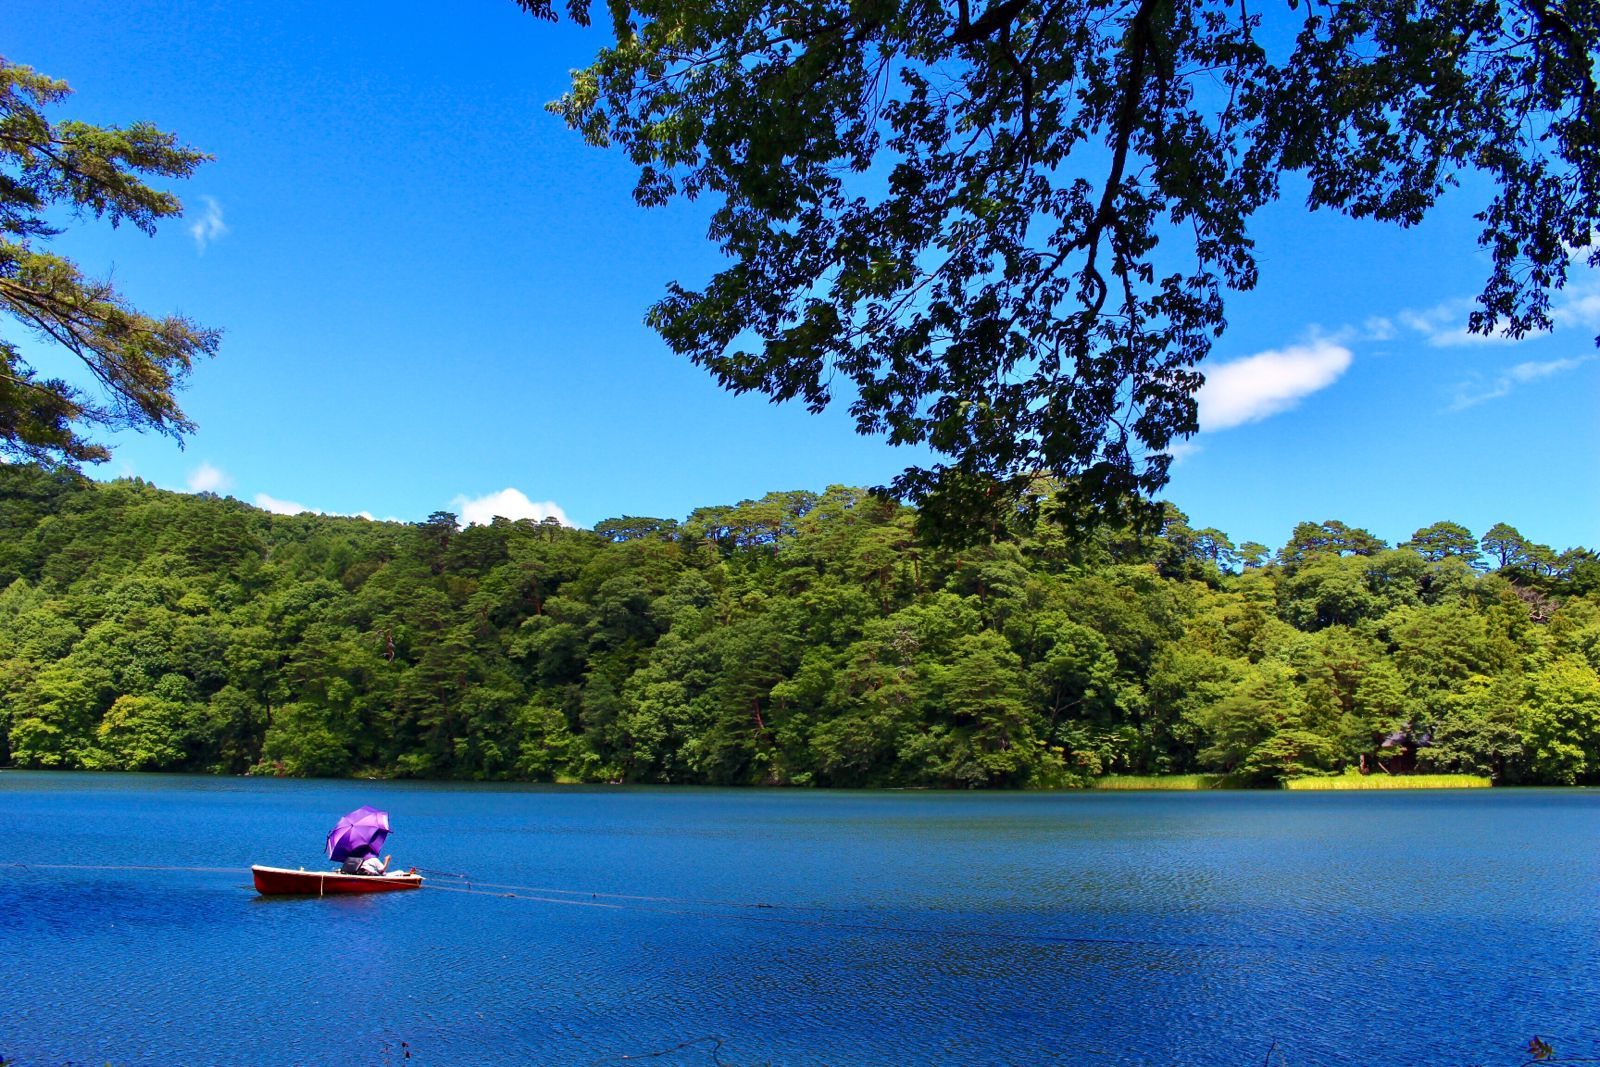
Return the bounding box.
[326,805,391,861]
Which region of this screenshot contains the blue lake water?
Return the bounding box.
[1,773,1596,1066]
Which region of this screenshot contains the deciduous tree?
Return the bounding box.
[533,0,1599,535]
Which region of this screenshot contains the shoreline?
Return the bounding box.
[0,766,1529,791]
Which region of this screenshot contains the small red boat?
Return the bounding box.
[251,864,424,896]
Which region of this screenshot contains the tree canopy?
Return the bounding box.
[3,462,1596,786]
[0,58,218,466]
[529,0,1599,534]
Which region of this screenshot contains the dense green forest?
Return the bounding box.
[1,462,1597,786]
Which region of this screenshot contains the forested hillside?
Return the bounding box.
[1,463,1596,786]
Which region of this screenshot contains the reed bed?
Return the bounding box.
[1091,774,1228,790]
[1284,773,1491,790]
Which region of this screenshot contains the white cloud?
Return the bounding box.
[1400,265,1600,346]
[1507,356,1590,383]
[1552,238,1600,329]
[1395,299,1519,348]
[186,461,233,493]
[1554,291,1600,329]
[248,493,400,522]
[254,492,311,516]
[1551,274,1600,332]
[1196,340,1353,431]
[1450,356,1595,410]
[189,196,228,252]
[1362,316,1396,342]
[1162,439,1203,464]
[451,488,571,528]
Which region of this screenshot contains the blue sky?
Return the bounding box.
[8,0,1598,554]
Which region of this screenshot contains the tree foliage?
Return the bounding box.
[528,0,1600,534]
[2,463,1596,785]
[0,59,218,465]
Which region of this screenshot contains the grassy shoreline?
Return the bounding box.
[1090,772,1495,790]
[1091,774,1232,790]
[1283,773,1492,790]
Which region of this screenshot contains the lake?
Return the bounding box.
[1,773,1596,1066]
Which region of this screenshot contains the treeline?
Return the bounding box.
[1,463,1597,786]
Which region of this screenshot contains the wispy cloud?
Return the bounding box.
[1551,273,1600,332]
[1450,356,1596,410]
[1162,439,1203,464]
[254,492,310,515]
[1196,339,1353,431]
[451,488,570,528]
[186,461,233,493]
[1399,263,1600,347]
[1361,316,1397,342]
[1396,299,1518,348]
[189,196,228,252]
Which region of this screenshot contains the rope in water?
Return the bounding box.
[595,1035,730,1067]
[414,867,846,913]
[0,861,1248,952]
[423,882,624,909]
[544,891,1240,951]
[421,872,1263,951]
[404,869,1253,950]
[1,862,240,874]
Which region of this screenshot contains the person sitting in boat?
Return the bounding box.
[340,849,392,876]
